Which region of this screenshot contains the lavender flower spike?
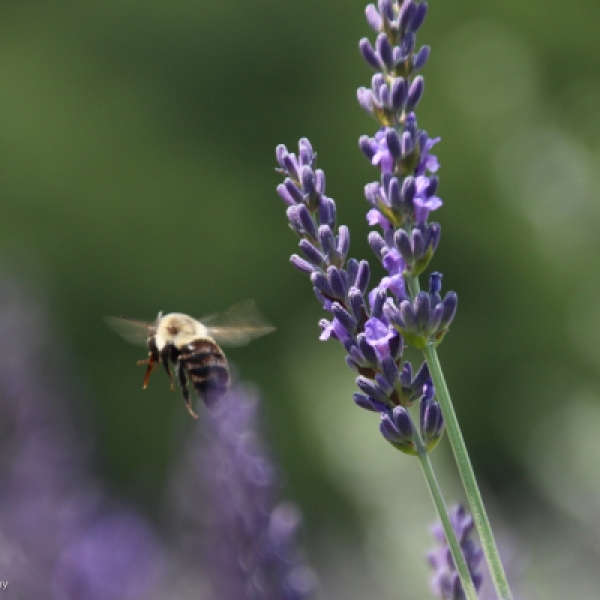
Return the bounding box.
[428,505,484,600]
[274,0,514,598]
[274,0,452,450]
[0,279,165,599]
[172,382,316,600]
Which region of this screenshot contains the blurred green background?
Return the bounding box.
[2,0,600,597]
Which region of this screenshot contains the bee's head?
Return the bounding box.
[154,313,207,350]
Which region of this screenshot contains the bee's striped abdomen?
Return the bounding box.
[179,338,230,408]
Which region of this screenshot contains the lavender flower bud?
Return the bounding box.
[440,292,458,329]
[421,397,445,451]
[429,302,444,335]
[285,178,305,203]
[397,360,431,406]
[399,0,416,31]
[353,392,387,413]
[401,131,414,158]
[394,224,439,275]
[346,352,361,372]
[375,372,394,396]
[359,38,382,70]
[391,77,408,112]
[406,75,425,111]
[277,183,298,207]
[282,153,301,182]
[299,239,326,268]
[318,224,336,257]
[381,356,399,386]
[332,302,357,335]
[399,299,417,328]
[328,266,348,300]
[414,292,431,331]
[298,137,315,166]
[376,32,394,69]
[380,407,417,454]
[318,196,336,228]
[400,31,416,61]
[355,260,371,293]
[394,228,413,262]
[356,375,390,404]
[430,271,442,294]
[275,143,289,168]
[336,225,351,262]
[371,287,387,319]
[365,4,383,32]
[412,361,430,390]
[314,168,326,193]
[301,165,316,195]
[345,258,359,285]
[288,204,317,240]
[290,254,316,275]
[301,165,320,211]
[357,87,374,115]
[357,332,380,366]
[399,177,416,220]
[311,271,334,299]
[368,231,388,259]
[386,128,402,161]
[409,1,428,33]
[412,45,431,71]
[393,273,457,348]
[349,288,367,323]
[360,135,377,161]
[383,298,403,328]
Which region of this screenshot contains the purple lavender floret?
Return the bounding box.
[420,386,445,451]
[380,405,417,453]
[174,383,316,600]
[275,0,457,452]
[428,505,484,600]
[383,272,457,349]
[0,279,165,599]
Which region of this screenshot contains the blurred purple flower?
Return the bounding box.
[171,383,316,600]
[54,512,164,600]
[0,279,165,599]
[428,505,484,600]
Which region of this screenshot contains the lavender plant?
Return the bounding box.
[0,279,165,599]
[170,382,316,600]
[274,1,513,599]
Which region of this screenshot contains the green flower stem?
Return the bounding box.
[404,273,512,599]
[415,440,480,600]
[422,345,513,600]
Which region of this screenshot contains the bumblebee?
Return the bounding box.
[107,300,274,418]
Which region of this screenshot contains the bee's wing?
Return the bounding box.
[105,315,156,347]
[202,299,275,347]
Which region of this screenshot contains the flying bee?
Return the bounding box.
[106,300,274,419]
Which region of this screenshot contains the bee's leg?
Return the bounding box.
[176,361,199,420]
[160,347,175,392]
[137,353,157,389]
